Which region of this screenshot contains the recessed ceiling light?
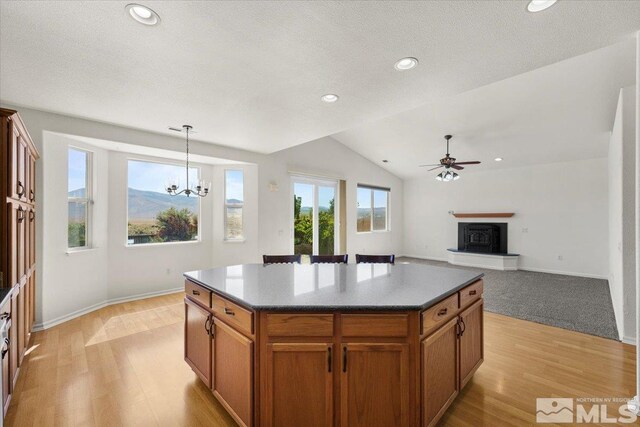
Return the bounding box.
[494,157,503,162]
[527,0,557,12]
[394,57,419,71]
[126,4,160,25]
[321,94,339,103]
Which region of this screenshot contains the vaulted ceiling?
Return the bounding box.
[1,1,639,157]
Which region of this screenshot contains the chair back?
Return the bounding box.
[310,254,348,264]
[355,254,395,264]
[263,254,302,264]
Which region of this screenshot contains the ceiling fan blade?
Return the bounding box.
[418,164,442,168]
[450,164,464,170]
[168,127,183,132]
[454,161,481,165]
[427,165,444,171]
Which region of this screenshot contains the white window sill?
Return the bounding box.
[125,240,202,248]
[356,230,391,234]
[224,238,246,243]
[66,247,98,255]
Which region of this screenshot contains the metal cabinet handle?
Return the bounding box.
[327,347,332,372]
[29,211,35,222]
[29,189,35,202]
[17,206,25,222]
[17,181,24,198]
[224,308,235,316]
[192,290,200,296]
[205,316,211,335]
[342,346,347,373]
[437,308,447,316]
[469,290,477,296]
[459,317,466,337]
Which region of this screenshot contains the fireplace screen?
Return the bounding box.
[458,223,508,254]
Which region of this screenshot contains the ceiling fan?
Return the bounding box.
[419,135,481,181]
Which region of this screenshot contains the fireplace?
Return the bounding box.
[458,222,508,254]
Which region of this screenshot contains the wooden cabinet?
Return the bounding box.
[211,319,253,427]
[459,299,484,389]
[422,318,459,427]
[184,297,211,387]
[264,343,333,427]
[1,109,38,422]
[340,343,410,427]
[1,298,11,415]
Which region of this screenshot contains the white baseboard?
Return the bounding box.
[399,254,448,262]
[33,287,183,331]
[622,336,637,346]
[518,267,607,280]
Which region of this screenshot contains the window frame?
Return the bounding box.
[356,184,390,234]
[125,157,202,247]
[224,168,245,242]
[67,146,94,251]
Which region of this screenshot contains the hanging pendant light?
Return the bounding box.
[435,170,459,182]
[166,125,210,197]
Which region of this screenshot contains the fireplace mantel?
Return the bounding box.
[452,212,515,218]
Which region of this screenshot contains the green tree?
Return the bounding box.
[318,198,335,254]
[156,207,197,242]
[294,195,302,220]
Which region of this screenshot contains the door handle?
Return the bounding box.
[437,308,447,316]
[342,346,347,373]
[29,189,35,202]
[17,206,25,222]
[224,308,235,316]
[469,290,477,296]
[459,317,466,337]
[327,347,332,372]
[29,211,35,222]
[192,289,200,296]
[16,181,24,198]
[205,316,211,335]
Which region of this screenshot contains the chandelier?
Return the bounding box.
[166,125,210,197]
[435,170,459,182]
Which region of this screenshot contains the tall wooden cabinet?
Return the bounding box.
[1,108,39,417]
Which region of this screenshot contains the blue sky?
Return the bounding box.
[128,160,198,193]
[68,149,87,192]
[294,183,334,209]
[226,170,243,202]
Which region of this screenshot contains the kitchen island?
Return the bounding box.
[183,263,484,427]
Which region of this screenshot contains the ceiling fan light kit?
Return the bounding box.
[418,134,481,182]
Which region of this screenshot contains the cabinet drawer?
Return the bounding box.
[422,294,459,335]
[266,314,333,337]
[185,280,211,308]
[459,280,483,309]
[213,295,254,336]
[342,314,409,337]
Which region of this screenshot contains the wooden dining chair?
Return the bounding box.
[263,254,302,264]
[310,254,348,264]
[355,254,395,264]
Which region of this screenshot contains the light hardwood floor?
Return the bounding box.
[5,293,636,426]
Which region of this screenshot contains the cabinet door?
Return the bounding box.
[264,343,333,427]
[459,299,483,389]
[341,343,409,427]
[16,204,25,282]
[9,293,18,388]
[8,122,21,200]
[184,297,211,387]
[28,275,35,336]
[212,319,253,427]
[422,318,459,427]
[29,208,36,269]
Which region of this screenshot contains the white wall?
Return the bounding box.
[38,132,110,325]
[258,136,404,260]
[609,85,637,343]
[403,157,609,279]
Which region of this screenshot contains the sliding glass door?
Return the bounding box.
[292,177,338,261]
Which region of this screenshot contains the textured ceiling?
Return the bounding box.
[1,1,639,153]
[333,40,637,178]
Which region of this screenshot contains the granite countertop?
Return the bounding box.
[184,263,483,312]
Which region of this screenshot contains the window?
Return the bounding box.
[356,184,389,232]
[127,160,199,245]
[225,170,244,240]
[68,148,92,249]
